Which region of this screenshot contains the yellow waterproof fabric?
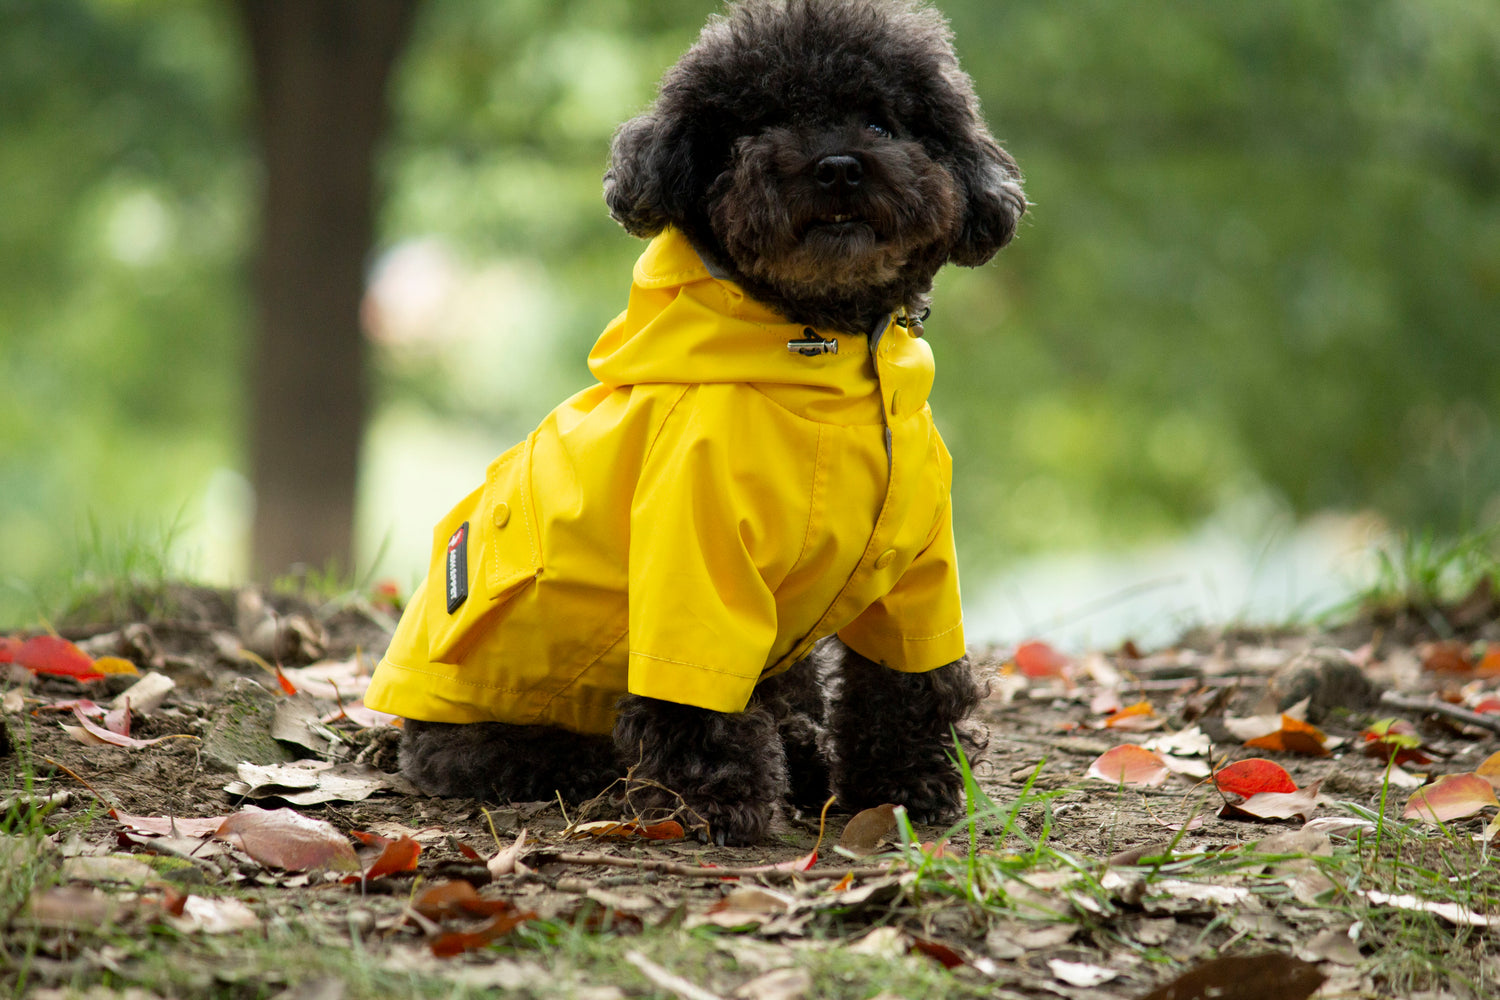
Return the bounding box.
[364,228,966,735]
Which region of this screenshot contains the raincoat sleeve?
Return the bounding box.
[624,394,782,714]
[837,493,967,672]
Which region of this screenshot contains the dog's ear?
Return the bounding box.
[949,137,1026,267]
[604,113,695,238]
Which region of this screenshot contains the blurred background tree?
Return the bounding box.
[1,0,1496,632]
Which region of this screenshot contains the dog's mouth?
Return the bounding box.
[803,212,877,236]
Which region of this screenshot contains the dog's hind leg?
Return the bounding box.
[400,719,620,803]
[826,642,985,824]
[613,695,787,845]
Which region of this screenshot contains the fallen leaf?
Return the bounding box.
[564,819,684,841]
[1360,718,1433,767]
[224,761,400,805]
[1139,952,1325,1000]
[1219,779,1323,823]
[430,908,534,957]
[1048,959,1117,987]
[837,804,898,856]
[1086,744,1170,787]
[215,806,360,872]
[90,656,140,676]
[1102,700,1159,731]
[62,707,196,749]
[413,880,517,920]
[1243,715,1330,757]
[167,895,261,934]
[489,828,528,878]
[1401,773,1499,823]
[1476,750,1500,790]
[112,811,227,839]
[1214,758,1298,798]
[1421,640,1475,674]
[281,657,374,700]
[912,937,966,969]
[345,831,421,882]
[5,635,106,681]
[1362,890,1496,927]
[1014,640,1070,679]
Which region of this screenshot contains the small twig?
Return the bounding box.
[1380,691,1500,735]
[534,850,893,883]
[625,950,727,1000]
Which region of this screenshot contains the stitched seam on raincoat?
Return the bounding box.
[637,385,692,470]
[631,649,761,679]
[744,382,885,425]
[371,659,530,696]
[789,423,825,573]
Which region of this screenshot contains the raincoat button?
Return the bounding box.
[492,502,511,529]
[874,549,896,570]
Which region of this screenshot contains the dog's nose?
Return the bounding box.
[814,154,863,191]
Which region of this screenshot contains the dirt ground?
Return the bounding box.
[3,582,1499,999]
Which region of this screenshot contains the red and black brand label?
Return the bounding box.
[445,522,469,614]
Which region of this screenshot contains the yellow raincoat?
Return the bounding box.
[364,228,966,735]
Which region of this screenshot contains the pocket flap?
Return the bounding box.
[423,436,543,663]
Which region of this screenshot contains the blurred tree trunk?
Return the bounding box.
[237,0,418,580]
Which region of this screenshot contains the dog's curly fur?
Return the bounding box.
[395,0,1020,845]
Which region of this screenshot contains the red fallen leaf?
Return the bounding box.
[1360,718,1433,767]
[1014,640,1070,679]
[1402,773,1499,823]
[455,841,484,862]
[1422,640,1475,674]
[1477,646,1500,677]
[1473,697,1500,714]
[911,936,966,969]
[1140,952,1325,1000]
[1243,716,1330,757]
[113,811,226,838]
[413,880,517,920]
[7,635,106,681]
[63,707,195,749]
[1214,758,1298,798]
[1219,779,1323,822]
[829,872,855,893]
[216,806,360,872]
[429,907,535,957]
[1086,744,1170,787]
[343,832,421,883]
[273,665,298,696]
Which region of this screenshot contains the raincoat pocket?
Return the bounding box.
[423,434,543,663]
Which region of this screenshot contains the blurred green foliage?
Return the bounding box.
[1,0,1496,623]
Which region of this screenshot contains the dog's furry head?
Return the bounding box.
[605,0,1025,333]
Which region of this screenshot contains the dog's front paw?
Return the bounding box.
[613,695,788,846]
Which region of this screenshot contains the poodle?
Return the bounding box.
[364,0,1025,845]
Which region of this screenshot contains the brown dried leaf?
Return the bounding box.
[215,806,359,872]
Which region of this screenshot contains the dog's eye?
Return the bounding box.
[866,123,891,139]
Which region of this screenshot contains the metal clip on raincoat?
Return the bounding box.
[364,228,966,735]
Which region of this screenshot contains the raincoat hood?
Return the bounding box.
[587,229,935,426]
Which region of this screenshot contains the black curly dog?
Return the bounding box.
[401,0,1023,844]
